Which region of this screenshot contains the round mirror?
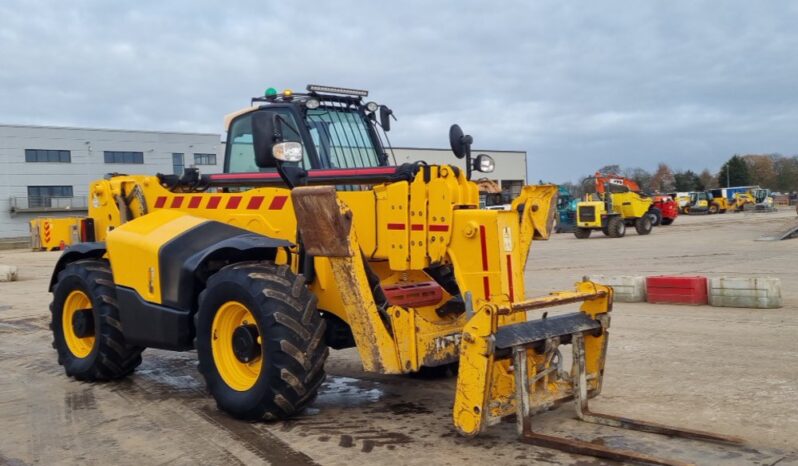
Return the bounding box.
[449,124,470,159]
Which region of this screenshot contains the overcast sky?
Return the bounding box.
[1,1,797,182]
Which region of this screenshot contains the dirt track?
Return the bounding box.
[1,209,797,465]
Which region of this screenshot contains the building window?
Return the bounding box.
[27,185,73,208]
[172,153,185,175]
[104,151,144,164]
[25,149,71,163]
[194,153,217,165]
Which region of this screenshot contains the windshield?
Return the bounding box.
[306,107,381,168]
[227,109,310,173]
[226,106,382,173]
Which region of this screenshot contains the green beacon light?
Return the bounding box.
[265,87,277,97]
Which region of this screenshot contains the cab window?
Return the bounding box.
[226,110,310,173]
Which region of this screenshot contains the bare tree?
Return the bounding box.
[698,169,716,190]
[649,163,676,192]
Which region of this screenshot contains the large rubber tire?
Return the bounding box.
[709,203,719,214]
[660,217,674,226]
[648,207,662,226]
[607,216,626,238]
[574,227,592,239]
[601,225,610,236]
[50,259,144,381]
[196,262,328,421]
[634,215,653,235]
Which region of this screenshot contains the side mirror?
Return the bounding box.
[379,106,393,132]
[449,124,472,159]
[252,111,282,168]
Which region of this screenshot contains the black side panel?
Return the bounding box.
[159,221,292,311]
[116,286,193,350]
[49,242,106,291]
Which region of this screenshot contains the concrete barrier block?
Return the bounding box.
[708,277,782,309]
[0,265,18,282]
[646,276,708,305]
[586,275,646,302]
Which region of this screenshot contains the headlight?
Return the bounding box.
[473,154,495,173]
[272,142,304,163]
[305,98,320,110]
[365,101,379,113]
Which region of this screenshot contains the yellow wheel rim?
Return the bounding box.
[62,290,95,358]
[211,301,262,391]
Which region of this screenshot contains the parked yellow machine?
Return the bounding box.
[47,86,740,464]
[574,188,654,238]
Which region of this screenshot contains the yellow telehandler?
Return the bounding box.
[48,85,740,464]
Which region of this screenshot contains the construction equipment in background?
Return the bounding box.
[589,172,677,226]
[685,188,775,214]
[47,86,741,465]
[670,192,691,214]
[574,184,654,238]
[738,188,776,212]
[554,185,577,233]
[29,217,94,251]
[651,194,679,225]
[685,190,743,214]
[476,178,505,208]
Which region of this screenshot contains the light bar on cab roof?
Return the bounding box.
[306,84,369,97]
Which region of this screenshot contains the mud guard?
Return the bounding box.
[49,242,107,291]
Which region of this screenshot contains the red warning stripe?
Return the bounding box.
[387,223,406,230]
[226,196,242,209]
[429,224,449,232]
[207,196,221,209]
[410,224,424,231]
[154,196,166,208]
[479,225,490,299]
[268,195,288,210]
[170,196,184,208]
[188,196,202,209]
[506,254,514,302]
[247,196,264,210]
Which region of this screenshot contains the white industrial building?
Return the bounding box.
[0,124,222,239]
[0,124,526,239]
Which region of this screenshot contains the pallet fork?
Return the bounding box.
[455,284,743,465]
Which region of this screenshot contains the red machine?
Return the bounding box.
[651,194,678,225]
[590,172,678,226]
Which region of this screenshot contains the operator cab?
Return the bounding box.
[690,191,709,204]
[224,85,393,174]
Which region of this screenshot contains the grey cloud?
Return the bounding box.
[1,1,796,182]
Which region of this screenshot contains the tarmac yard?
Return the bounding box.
[1,210,797,465]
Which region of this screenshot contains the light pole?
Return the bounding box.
[726,162,730,188]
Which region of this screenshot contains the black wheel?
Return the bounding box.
[709,203,719,214]
[50,259,143,381]
[196,262,328,420]
[607,216,626,238]
[601,225,610,236]
[648,207,662,226]
[574,227,592,239]
[634,215,653,235]
[660,217,674,226]
[553,217,560,233]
